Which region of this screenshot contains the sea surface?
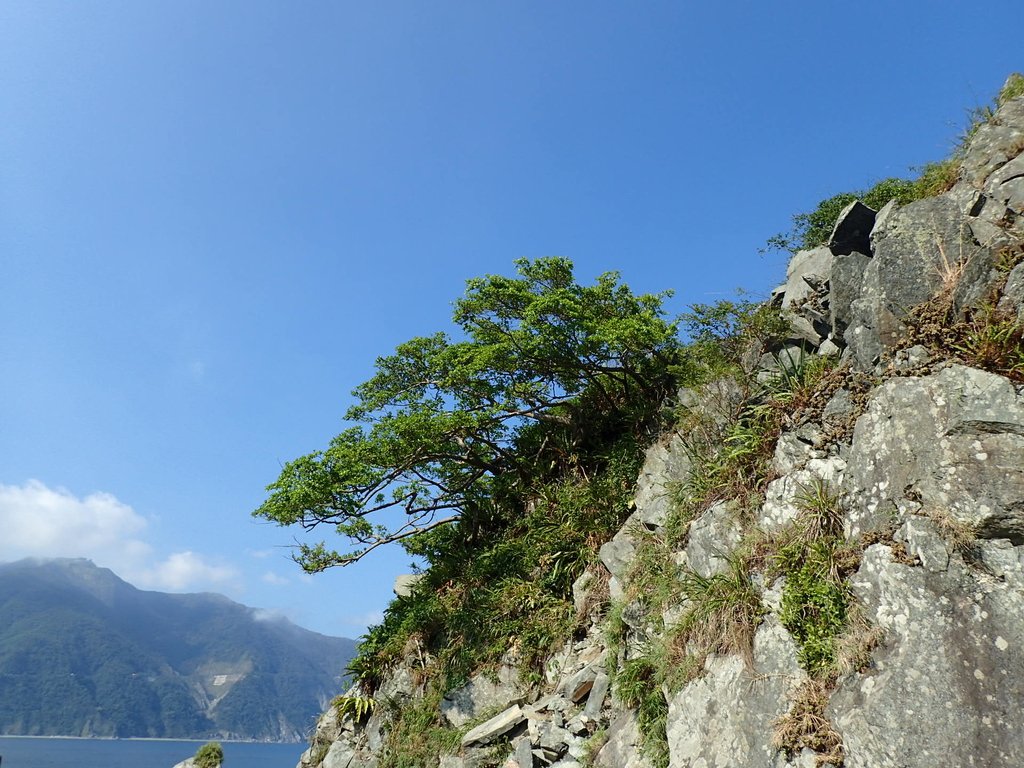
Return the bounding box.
[0,737,304,768]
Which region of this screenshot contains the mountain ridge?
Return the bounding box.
[0,557,357,742]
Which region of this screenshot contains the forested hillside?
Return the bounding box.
[0,558,357,741]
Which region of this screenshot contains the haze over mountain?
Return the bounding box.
[0,558,357,741]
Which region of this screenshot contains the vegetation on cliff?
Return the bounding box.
[274,75,1024,768]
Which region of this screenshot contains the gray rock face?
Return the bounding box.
[830,541,1024,767]
[998,261,1024,319]
[829,250,871,334]
[780,247,833,310]
[684,501,743,578]
[848,195,998,367]
[595,712,653,768]
[442,662,525,727]
[844,365,1024,541]
[760,457,847,532]
[633,433,692,528]
[295,84,1024,768]
[322,739,358,768]
[599,514,641,592]
[985,152,1024,214]
[665,618,805,768]
[961,92,1024,189]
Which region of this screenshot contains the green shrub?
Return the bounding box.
[779,553,849,674]
[194,742,223,768]
[998,72,1024,105]
[615,656,670,768]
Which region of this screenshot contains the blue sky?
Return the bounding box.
[0,1,1019,638]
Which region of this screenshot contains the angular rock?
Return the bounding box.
[831,542,1024,767]
[684,501,743,578]
[821,388,855,429]
[844,365,1024,540]
[786,312,827,347]
[756,345,810,384]
[997,262,1024,320]
[829,250,871,335]
[665,618,805,767]
[461,705,526,747]
[759,458,847,532]
[870,198,898,237]
[633,432,692,528]
[594,711,653,768]
[510,736,534,768]
[322,740,358,768]
[828,200,876,256]
[817,337,841,356]
[392,573,422,598]
[598,516,641,582]
[582,672,610,720]
[961,91,1024,188]
[534,720,571,758]
[443,663,524,727]
[985,153,1024,215]
[780,247,833,309]
[558,662,599,702]
[772,431,822,476]
[848,195,1000,367]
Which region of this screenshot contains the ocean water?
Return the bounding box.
[0,737,304,768]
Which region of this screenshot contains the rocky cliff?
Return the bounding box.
[296,76,1024,768]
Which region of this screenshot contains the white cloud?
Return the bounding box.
[251,608,288,622]
[0,480,238,594]
[133,551,239,592]
[0,480,151,562]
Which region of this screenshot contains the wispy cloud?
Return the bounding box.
[261,570,290,586]
[0,480,238,593]
[134,551,239,592]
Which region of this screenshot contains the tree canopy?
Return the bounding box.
[254,257,681,570]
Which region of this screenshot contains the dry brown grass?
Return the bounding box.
[921,508,978,555]
[833,603,884,677]
[771,678,845,766]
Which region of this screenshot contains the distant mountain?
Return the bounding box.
[0,558,357,741]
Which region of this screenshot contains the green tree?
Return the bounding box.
[194,741,223,768]
[254,257,680,570]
